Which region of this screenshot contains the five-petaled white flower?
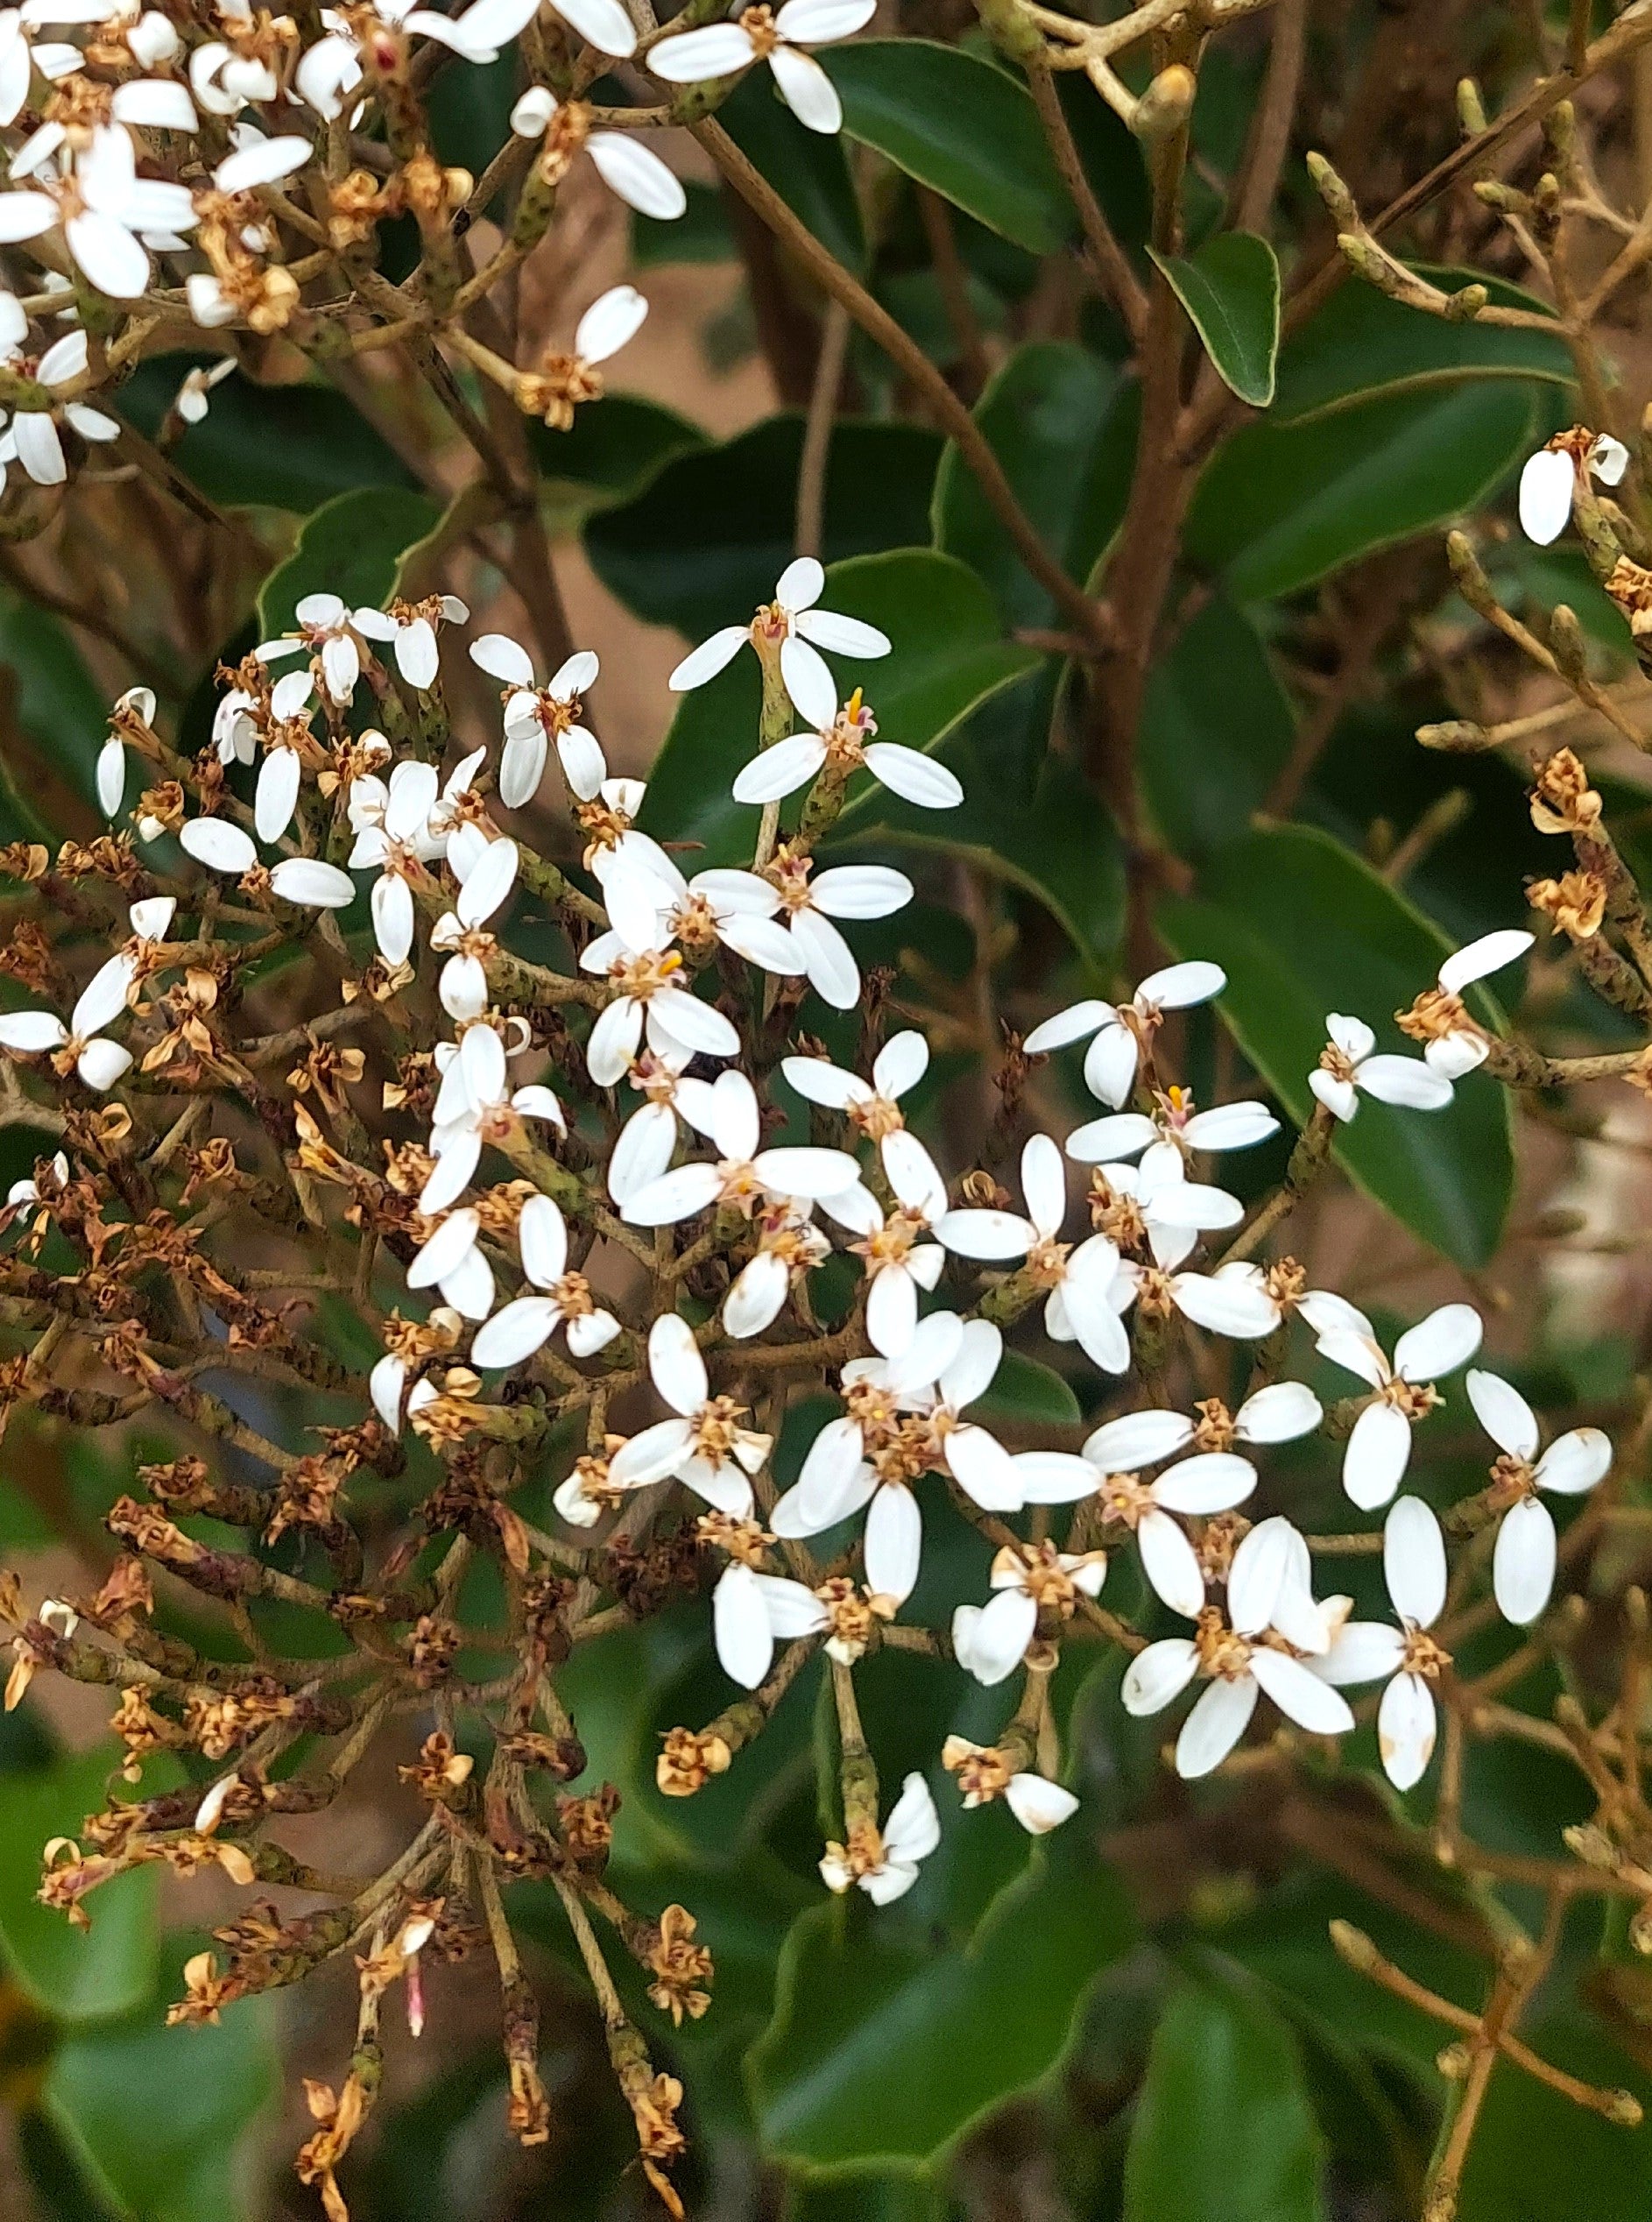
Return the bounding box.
[1309,1013,1454,1122]
[1024,961,1226,1109]
[667,556,890,731]
[650,0,876,137]
[1466,1369,1612,1625]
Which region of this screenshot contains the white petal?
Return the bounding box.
[1083,1023,1140,1108]
[407,1208,479,1288]
[768,42,844,131]
[1518,446,1575,545]
[752,1143,860,1199]
[1227,1516,1295,1636]
[0,1010,67,1052]
[457,836,519,929]
[1343,1400,1413,1511]
[648,1309,707,1415]
[881,1771,940,1864]
[667,624,749,692]
[864,1483,921,1603]
[714,1563,774,1688]
[865,1260,916,1356]
[1438,929,1533,994]
[1394,1301,1481,1383]
[272,858,355,909]
[1004,1773,1078,1835]
[575,283,646,366]
[1063,1112,1156,1163]
[609,1100,678,1205]
[1136,960,1225,1010]
[1326,1012,1375,1063]
[1317,1623,1406,1687]
[731,732,826,804]
[724,1249,790,1338]
[1012,1450,1102,1505]
[1137,1508,1206,1618]
[75,1037,131,1090]
[776,557,825,611]
[180,817,257,874]
[73,953,135,1037]
[553,0,641,51]
[1248,1647,1354,1737]
[1377,1671,1437,1791]
[1082,1408,1192,1469]
[1234,1380,1322,1444]
[880,1128,947,1221]
[470,632,535,685]
[371,1353,406,1431]
[215,133,311,192]
[1465,1368,1539,1461]
[1168,1270,1279,1340]
[945,1423,1020,1512]
[67,209,148,299]
[863,743,962,809]
[1355,1055,1454,1111]
[956,1587,1036,1684]
[1023,999,1112,1055]
[794,605,890,659]
[516,1193,568,1287]
[1123,1636,1201,1715]
[1536,1426,1612,1496]
[1309,1070,1359,1122]
[587,131,687,219]
[779,633,838,728]
[1384,1494,1447,1629]
[1175,1676,1258,1778]
[809,863,913,920]
[1153,1452,1255,1516]
[1180,1101,1278,1152]
[95,736,126,818]
[372,872,415,965]
[471,1296,561,1369]
[934,1207,1035,1261]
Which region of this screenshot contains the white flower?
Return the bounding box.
[595,1312,769,1516]
[819,1771,939,1904]
[947,1744,1079,1835]
[782,1029,927,1136]
[257,591,362,706]
[421,1019,567,1214]
[0,14,78,131]
[1518,430,1629,545]
[353,595,468,690]
[430,818,518,1019]
[469,1193,619,1369]
[294,0,558,120]
[952,1540,1105,1686]
[1077,1381,1323,1472]
[191,35,279,117]
[1064,1148,1242,1273]
[249,669,316,842]
[1317,1302,1483,1510]
[96,683,154,818]
[650,0,876,137]
[0,123,195,299]
[1313,1495,1448,1791]
[1063,1090,1277,1167]
[731,690,963,812]
[619,1066,858,1228]
[1120,1519,1353,1779]
[1309,1013,1454,1122]
[1147,1259,1351,1343]
[712,1560,828,1688]
[406,1205,494,1320]
[1405,930,1533,1079]
[348,759,452,964]
[1466,1369,1612,1625]
[1023,962,1226,1109]
[4,1146,67,1218]
[579,906,740,1087]
[764,851,911,1010]
[604,852,804,983]
[667,556,890,731]
[510,86,684,217]
[722,1203,830,1340]
[0,957,132,1088]
[469,637,601,809]
[935,1131,1132,1374]
[0,329,119,486]
[815,1130,948,1355]
[605,1052,717,1206]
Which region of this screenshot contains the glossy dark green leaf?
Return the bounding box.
[46,1942,279,2222]
[721,66,865,275]
[933,342,1138,630]
[1123,1961,1324,2222]
[632,181,735,266]
[1456,2010,1652,2222]
[584,415,940,640]
[117,355,418,512]
[1157,824,1514,1266]
[1140,595,1295,859]
[0,592,110,819]
[528,393,707,518]
[427,47,518,186]
[748,1829,1133,2166]
[0,1746,161,2023]
[786,2169,948,2222]
[822,42,1070,255]
[1150,232,1281,407]
[1273,266,1573,423]
[1186,380,1540,602]
[640,548,1038,867]
[256,486,441,637]
[971,1346,1083,1429]
[837,694,1125,974]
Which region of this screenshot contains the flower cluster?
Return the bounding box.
[0,551,1616,2215]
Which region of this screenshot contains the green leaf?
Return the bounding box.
[971,1347,1082,1429]
[117,356,418,512]
[633,181,736,267]
[1273,266,1573,423]
[837,696,1125,975]
[1149,233,1281,407]
[1123,1960,1325,2222]
[721,67,865,275]
[1157,824,1514,1266]
[0,592,110,820]
[0,1747,162,2024]
[1140,595,1295,860]
[932,342,1138,630]
[1456,2010,1652,2222]
[427,46,518,188]
[639,548,1038,867]
[584,415,941,640]
[822,42,1070,255]
[747,1829,1133,2167]
[46,1942,279,2222]
[256,486,441,638]
[1185,380,1540,602]
[528,393,708,520]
